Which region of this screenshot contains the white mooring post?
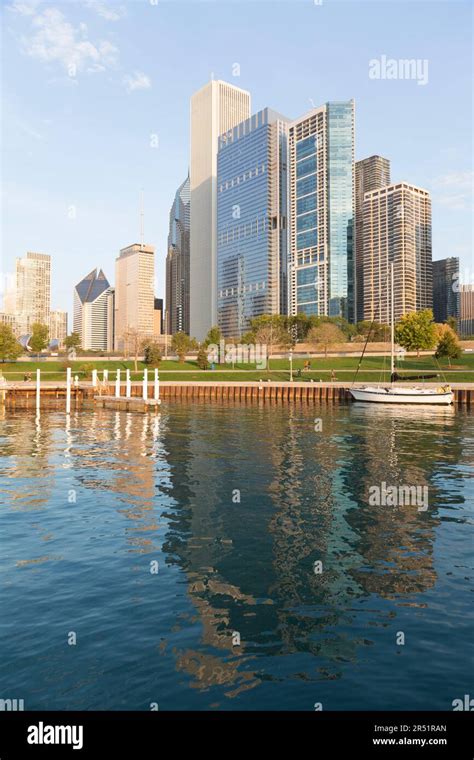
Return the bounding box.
[154,368,161,404]
[143,369,148,400]
[36,369,40,413]
[126,369,131,398]
[103,369,108,384]
[115,369,121,398]
[92,369,98,389]
[66,367,71,414]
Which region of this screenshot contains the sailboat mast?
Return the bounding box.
[390,262,394,378]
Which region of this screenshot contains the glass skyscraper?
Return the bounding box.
[166,175,190,334]
[217,108,290,337]
[288,100,355,321]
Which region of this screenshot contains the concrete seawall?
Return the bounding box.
[1,381,473,407]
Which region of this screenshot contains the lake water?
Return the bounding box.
[0,402,473,711]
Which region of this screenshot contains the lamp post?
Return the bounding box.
[289,349,293,382]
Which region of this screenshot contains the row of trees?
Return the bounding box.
[0,311,463,366]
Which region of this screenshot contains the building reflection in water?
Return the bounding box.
[0,401,467,704]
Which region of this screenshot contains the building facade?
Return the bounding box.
[49,310,68,347]
[166,176,190,334]
[15,252,51,334]
[432,257,460,323]
[355,155,391,322]
[288,101,355,322]
[73,268,114,351]
[190,80,251,340]
[459,284,474,337]
[154,297,163,336]
[217,108,290,337]
[114,244,155,350]
[362,182,432,323]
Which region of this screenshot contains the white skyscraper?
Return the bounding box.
[73,268,114,351]
[189,80,250,340]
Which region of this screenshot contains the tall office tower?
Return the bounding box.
[355,155,391,322]
[114,243,155,350]
[288,101,355,322]
[73,268,114,351]
[432,257,460,323]
[49,310,68,347]
[189,80,251,340]
[362,182,432,323]
[166,175,190,334]
[15,252,51,334]
[459,284,474,337]
[154,297,163,335]
[216,108,290,338]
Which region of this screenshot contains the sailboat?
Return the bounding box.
[350,264,454,405]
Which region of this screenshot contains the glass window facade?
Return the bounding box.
[217,108,289,337]
[327,102,354,319]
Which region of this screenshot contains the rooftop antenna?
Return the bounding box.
[139,188,144,248]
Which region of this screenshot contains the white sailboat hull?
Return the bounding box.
[350,386,454,405]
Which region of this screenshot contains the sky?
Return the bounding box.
[1,0,473,324]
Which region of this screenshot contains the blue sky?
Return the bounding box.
[1,0,473,322]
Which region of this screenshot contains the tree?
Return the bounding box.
[143,342,162,366]
[29,322,49,355]
[307,323,345,357]
[354,320,390,342]
[65,332,81,351]
[0,324,22,362]
[197,345,209,370]
[251,315,291,372]
[446,316,458,334]
[172,331,192,363]
[435,327,461,367]
[122,328,148,372]
[394,310,437,356]
[204,325,222,347]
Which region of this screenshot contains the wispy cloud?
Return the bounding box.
[433,171,473,211]
[123,71,152,93]
[7,0,41,16]
[11,5,119,76]
[84,1,126,22]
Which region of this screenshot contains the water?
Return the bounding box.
[0,402,473,711]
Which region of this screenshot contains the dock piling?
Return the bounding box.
[66,367,71,414]
[115,369,121,398]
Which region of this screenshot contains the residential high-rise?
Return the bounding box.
[166,175,190,334]
[190,80,251,340]
[355,155,391,321]
[288,101,355,322]
[432,257,460,323]
[217,108,290,337]
[49,310,68,347]
[114,243,155,350]
[15,252,51,334]
[362,182,432,323]
[459,284,474,337]
[73,268,114,351]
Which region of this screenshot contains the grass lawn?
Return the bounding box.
[1,354,473,383]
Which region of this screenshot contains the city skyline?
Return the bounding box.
[1,0,473,325]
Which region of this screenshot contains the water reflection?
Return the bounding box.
[0,403,472,709]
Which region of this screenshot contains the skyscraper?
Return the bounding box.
[166,175,190,334]
[288,101,355,322]
[73,268,114,351]
[189,80,251,340]
[459,284,474,337]
[114,243,155,350]
[355,155,391,322]
[217,108,290,337]
[15,252,51,334]
[49,310,68,347]
[362,182,432,323]
[432,257,460,323]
